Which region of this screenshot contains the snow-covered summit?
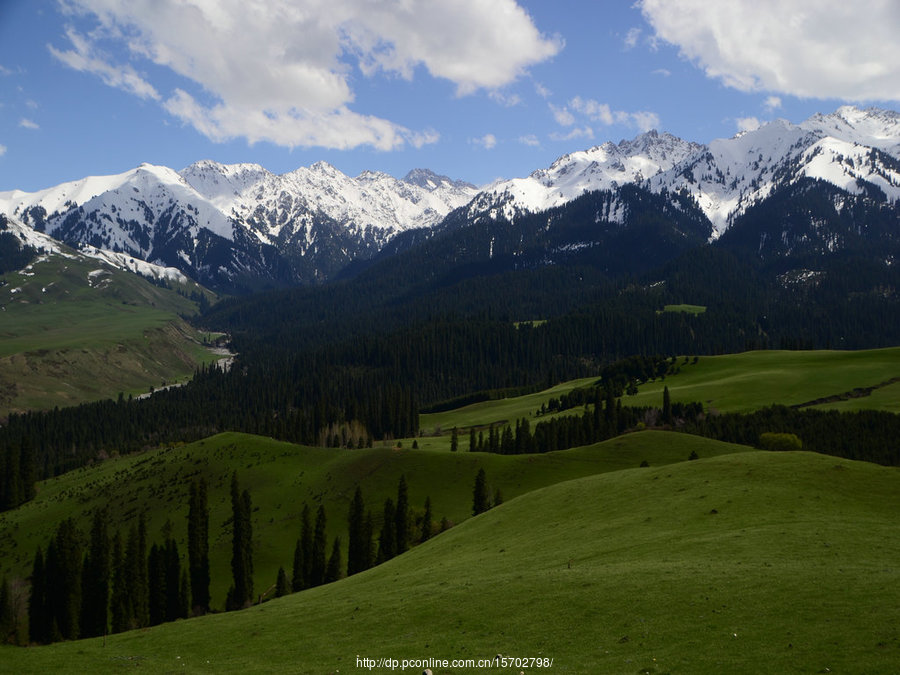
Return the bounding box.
[470,106,900,236]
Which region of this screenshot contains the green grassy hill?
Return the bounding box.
[0,250,219,416]
[626,348,900,413]
[3,449,897,673]
[0,431,750,611]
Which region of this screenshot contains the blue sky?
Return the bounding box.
[1,0,899,192]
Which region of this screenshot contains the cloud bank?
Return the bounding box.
[640,0,900,102]
[51,0,561,150]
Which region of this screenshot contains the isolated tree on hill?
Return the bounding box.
[292,503,312,592]
[347,487,367,577]
[662,385,672,424]
[421,496,433,543]
[377,498,396,563]
[472,468,489,515]
[275,567,290,598]
[188,477,210,615]
[325,537,342,583]
[395,475,410,554]
[450,427,459,452]
[311,505,327,587]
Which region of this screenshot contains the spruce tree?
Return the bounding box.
[472,468,489,515]
[325,537,342,583]
[275,567,290,597]
[47,519,82,641]
[291,539,305,592]
[421,496,433,543]
[109,532,129,634]
[28,547,47,644]
[395,475,409,554]
[377,498,396,563]
[188,478,210,614]
[310,505,327,587]
[80,507,110,638]
[662,385,672,424]
[347,487,366,576]
[450,427,459,452]
[228,472,253,609]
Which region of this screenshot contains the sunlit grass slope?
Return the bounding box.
[0,431,750,611]
[4,450,898,674]
[0,252,217,415]
[623,347,900,413]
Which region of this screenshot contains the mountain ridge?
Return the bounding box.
[1,105,898,291]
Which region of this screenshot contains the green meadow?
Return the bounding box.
[0,252,218,415]
[624,347,900,413]
[0,430,749,609]
[2,449,897,674]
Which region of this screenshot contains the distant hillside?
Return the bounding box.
[0,229,218,418]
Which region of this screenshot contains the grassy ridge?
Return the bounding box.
[621,348,900,413]
[0,431,750,610]
[3,450,897,674]
[0,252,218,415]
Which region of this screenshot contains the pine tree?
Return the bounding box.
[472,468,489,515]
[80,507,110,638]
[228,472,253,610]
[147,543,165,626]
[421,496,433,543]
[662,385,672,424]
[188,478,210,614]
[0,576,13,644]
[275,567,290,597]
[395,475,409,554]
[377,498,396,563]
[347,487,366,577]
[450,427,459,452]
[109,532,129,634]
[291,539,305,592]
[325,537,342,583]
[164,538,181,622]
[310,505,327,587]
[46,519,82,641]
[469,428,477,452]
[28,547,47,644]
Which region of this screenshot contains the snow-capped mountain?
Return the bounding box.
[471,106,900,237]
[0,162,477,291]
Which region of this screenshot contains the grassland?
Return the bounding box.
[0,431,751,611]
[2,449,897,674]
[660,303,707,314]
[412,347,900,453]
[625,347,900,413]
[0,252,219,416]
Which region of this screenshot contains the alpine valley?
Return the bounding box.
[1,106,900,674]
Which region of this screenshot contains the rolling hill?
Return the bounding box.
[2,448,897,674]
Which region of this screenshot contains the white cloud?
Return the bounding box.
[48,27,160,101]
[19,118,39,130]
[639,0,900,101]
[652,68,671,77]
[624,27,642,49]
[736,116,761,132]
[472,133,498,150]
[550,126,594,142]
[519,134,540,147]
[0,144,6,157]
[54,0,561,150]
[764,96,782,111]
[568,97,660,131]
[549,103,576,126]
